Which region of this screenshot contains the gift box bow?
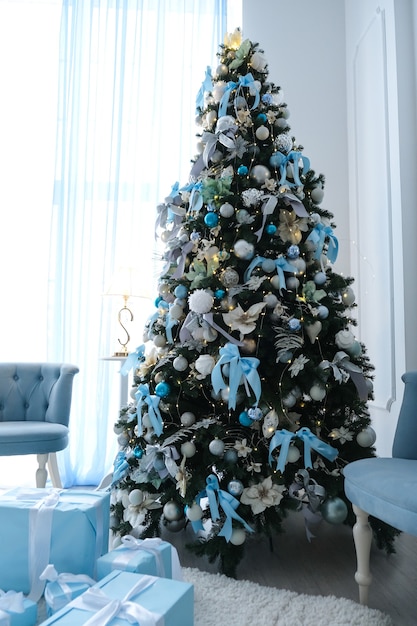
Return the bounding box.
[70,575,162,626]
[40,564,96,604]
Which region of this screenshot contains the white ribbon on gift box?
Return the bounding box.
[0,589,25,626]
[39,564,96,611]
[11,488,106,602]
[69,575,163,626]
[112,536,183,581]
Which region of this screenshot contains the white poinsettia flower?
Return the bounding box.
[289,354,310,377]
[246,462,262,473]
[250,51,268,72]
[330,426,354,444]
[222,302,266,335]
[240,476,285,514]
[245,275,267,291]
[234,438,252,458]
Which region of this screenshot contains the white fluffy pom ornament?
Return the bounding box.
[188,289,214,314]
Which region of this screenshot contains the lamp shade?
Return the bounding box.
[104,267,141,298]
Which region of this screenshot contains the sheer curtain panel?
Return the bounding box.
[48,0,227,486]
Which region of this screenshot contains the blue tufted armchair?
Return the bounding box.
[0,363,79,488]
[344,371,417,605]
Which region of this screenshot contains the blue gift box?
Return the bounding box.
[38,570,194,626]
[96,536,182,581]
[0,489,110,598]
[0,591,37,626]
[40,565,97,617]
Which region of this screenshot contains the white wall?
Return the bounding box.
[242,0,350,275]
[242,0,417,455]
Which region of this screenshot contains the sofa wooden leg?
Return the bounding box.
[36,453,48,488]
[352,504,373,604]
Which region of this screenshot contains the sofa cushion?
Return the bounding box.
[0,422,69,455]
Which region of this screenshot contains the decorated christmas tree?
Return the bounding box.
[110,29,398,576]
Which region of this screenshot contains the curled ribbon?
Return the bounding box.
[244,255,298,292]
[193,474,254,542]
[218,73,260,118]
[254,195,278,241]
[120,345,145,376]
[269,427,338,472]
[119,536,183,581]
[0,589,25,618]
[143,444,180,479]
[288,469,326,541]
[40,564,96,609]
[135,384,163,437]
[306,223,339,265]
[71,575,160,626]
[211,343,261,410]
[320,352,368,401]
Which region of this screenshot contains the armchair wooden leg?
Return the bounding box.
[48,453,62,488]
[352,504,373,605]
[36,453,48,488]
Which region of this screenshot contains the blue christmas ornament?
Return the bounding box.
[266,224,277,235]
[317,305,329,319]
[224,449,238,464]
[279,350,293,363]
[239,411,252,427]
[174,284,188,299]
[262,93,273,105]
[248,407,263,421]
[204,212,219,228]
[269,152,281,168]
[287,245,300,259]
[133,446,143,459]
[237,165,248,176]
[314,272,327,285]
[154,296,163,307]
[256,113,267,124]
[155,381,171,398]
[215,289,225,299]
[288,318,301,331]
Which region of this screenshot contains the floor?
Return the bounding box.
[162,506,417,625]
[1,456,416,625]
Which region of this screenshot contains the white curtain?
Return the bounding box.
[49,0,228,486]
[0,0,234,487]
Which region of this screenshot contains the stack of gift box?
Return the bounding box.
[0,488,193,626]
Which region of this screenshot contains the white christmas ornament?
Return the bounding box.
[173,356,188,371]
[153,335,166,348]
[310,384,326,401]
[181,441,196,458]
[188,289,214,314]
[229,528,246,546]
[163,500,184,521]
[342,287,356,306]
[356,427,377,447]
[128,489,144,506]
[195,354,216,376]
[335,329,355,350]
[286,445,301,463]
[251,164,270,183]
[186,502,204,522]
[209,438,225,456]
[234,239,255,260]
[311,187,324,203]
[220,202,234,218]
[180,412,196,426]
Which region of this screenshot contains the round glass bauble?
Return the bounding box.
[314,272,327,285]
[310,384,326,401]
[180,411,196,426]
[311,187,324,203]
[321,497,348,525]
[229,528,246,545]
[173,356,188,371]
[286,445,301,464]
[262,258,276,273]
[128,489,144,506]
[180,441,196,458]
[164,518,187,532]
[163,500,184,522]
[220,202,234,218]
[234,239,255,260]
[155,381,171,398]
[342,287,356,306]
[174,284,188,299]
[208,438,225,456]
[227,479,244,497]
[317,305,329,319]
[356,427,376,447]
[153,335,166,348]
[204,212,219,228]
[255,125,269,141]
[224,449,239,464]
[220,268,240,287]
[185,502,203,522]
[251,164,270,183]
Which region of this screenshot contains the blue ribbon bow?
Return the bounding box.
[272,150,310,187]
[211,343,261,410]
[192,474,254,542]
[120,345,145,376]
[269,427,338,472]
[244,255,298,292]
[218,73,260,118]
[134,384,164,437]
[306,223,338,264]
[195,66,213,113]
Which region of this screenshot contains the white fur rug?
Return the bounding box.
[182,567,393,626]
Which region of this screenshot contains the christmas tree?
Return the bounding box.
[110,29,398,576]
